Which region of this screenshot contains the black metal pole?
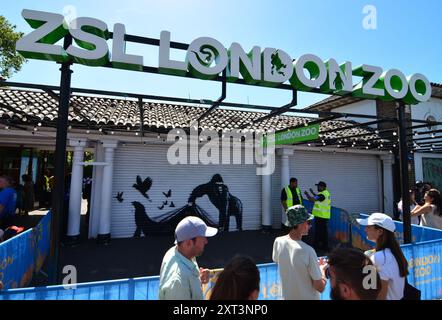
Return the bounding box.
[48,35,73,284]
[27,147,34,176]
[397,101,412,244]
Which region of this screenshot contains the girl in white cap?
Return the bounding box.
[357,213,408,300]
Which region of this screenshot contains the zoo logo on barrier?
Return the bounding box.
[408,254,441,283]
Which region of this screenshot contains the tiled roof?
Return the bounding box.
[303,95,363,112]
[431,82,442,99]
[304,83,442,112]
[0,87,381,144]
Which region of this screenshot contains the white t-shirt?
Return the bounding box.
[370,248,405,300]
[272,235,322,300]
[421,204,442,230]
[398,200,419,225]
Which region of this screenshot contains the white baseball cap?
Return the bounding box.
[174,216,218,244]
[356,212,396,233]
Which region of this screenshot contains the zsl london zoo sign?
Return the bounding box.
[17,9,431,105]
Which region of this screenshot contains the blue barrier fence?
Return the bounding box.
[402,239,442,300]
[0,261,341,300]
[4,241,439,301]
[302,200,351,246]
[0,212,51,290]
[0,209,441,299]
[350,213,442,249]
[0,275,161,300]
[0,263,283,300]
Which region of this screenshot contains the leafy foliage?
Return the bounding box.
[0,15,26,79]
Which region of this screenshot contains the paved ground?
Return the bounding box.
[24,200,329,285]
[58,229,288,283]
[57,224,330,284]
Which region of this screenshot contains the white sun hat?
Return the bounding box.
[356,212,396,233]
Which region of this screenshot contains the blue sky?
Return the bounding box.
[2,0,441,111]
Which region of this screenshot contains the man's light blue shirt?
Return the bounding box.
[159,246,203,300]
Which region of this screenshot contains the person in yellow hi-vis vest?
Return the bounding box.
[281,178,303,229]
[304,181,331,251]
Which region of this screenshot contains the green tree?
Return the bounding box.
[0,15,26,79]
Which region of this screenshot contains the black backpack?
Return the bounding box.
[402,278,421,300]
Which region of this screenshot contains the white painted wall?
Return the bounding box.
[410,98,442,182]
[410,97,442,133]
[333,100,377,127]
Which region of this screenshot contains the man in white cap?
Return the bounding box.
[159,216,218,300]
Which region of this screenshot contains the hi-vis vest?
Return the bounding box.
[44,175,51,192]
[312,190,331,219]
[285,186,302,207]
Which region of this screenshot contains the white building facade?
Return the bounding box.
[0,87,396,240]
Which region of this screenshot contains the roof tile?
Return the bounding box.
[0,87,383,147]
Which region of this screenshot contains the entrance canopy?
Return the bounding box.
[4,7,440,284]
[1,82,442,154]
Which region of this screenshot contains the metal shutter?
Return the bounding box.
[111,144,261,238]
[272,150,381,227]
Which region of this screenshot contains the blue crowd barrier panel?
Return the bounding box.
[0,211,52,290]
[402,239,442,300]
[0,275,161,300]
[347,213,442,249]
[202,263,283,300]
[0,229,35,289]
[0,264,283,300]
[2,251,442,300]
[258,263,282,300]
[1,209,442,299]
[302,200,350,246]
[328,207,351,246]
[33,211,52,273]
[0,262,329,301]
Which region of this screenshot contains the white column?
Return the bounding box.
[277,148,294,225]
[261,149,274,228]
[88,142,104,238]
[98,140,118,241]
[67,139,87,239]
[381,154,395,216]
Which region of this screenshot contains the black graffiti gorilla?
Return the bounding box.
[188,174,243,232]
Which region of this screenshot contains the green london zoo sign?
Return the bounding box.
[16,9,432,105]
[262,124,320,147]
